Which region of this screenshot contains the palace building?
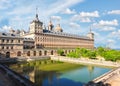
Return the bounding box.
[23,13,94,49]
[0,12,94,58]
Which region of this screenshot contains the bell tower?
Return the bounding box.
[29,8,43,34]
[48,19,54,31]
[87,26,94,39]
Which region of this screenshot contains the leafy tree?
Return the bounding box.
[97,47,105,56]
[66,47,120,62]
[57,49,64,56]
[67,52,80,58]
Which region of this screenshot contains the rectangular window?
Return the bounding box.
[18,40,20,43]
[7,39,9,43]
[11,46,13,49]
[2,39,4,43]
[11,40,13,43]
[6,46,9,49]
[2,46,4,49]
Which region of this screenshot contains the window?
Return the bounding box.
[11,34,15,36]
[2,39,4,43]
[18,40,20,43]
[2,46,4,49]
[11,46,13,49]
[33,51,36,56]
[6,47,9,49]
[11,40,13,43]
[7,39,9,43]
[2,33,6,36]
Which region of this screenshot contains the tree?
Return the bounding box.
[97,47,105,56]
[57,49,64,56]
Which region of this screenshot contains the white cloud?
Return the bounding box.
[69,22,80,28]
[79,11,99,17]
[92,19,118,31]
[80,17,91,22]
[93,19,118,26]
[108,10,120,15]
[71,14,92,22]
[107,39,115,43]
[51,16,61,21]
[0,0,11,10]
[45,0,84,16]
[61,8,76,14]
[111,30,120,37]
[71,11,99,23]
[0,25,12,32]
[101,26,116,31]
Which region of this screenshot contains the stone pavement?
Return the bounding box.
[106,75,120,86]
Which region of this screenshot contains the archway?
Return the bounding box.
[51,50,53,55]
[17,51,21,56]
[33,51,36,56]
[27,51,30,56]
[6,52,10,58]
[39,51,42,56]
[44,51,47,56]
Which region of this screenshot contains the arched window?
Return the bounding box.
[33,51,36,56]
[27,51,30,56]
[17,51,21,56]
[51,50,53,55]
[6,52,10,58]
[44,51,47,55]
[39,51,42,56]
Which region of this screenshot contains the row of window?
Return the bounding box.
[1,46,13,49]
[36,37,92,43]
[1,39,21,43]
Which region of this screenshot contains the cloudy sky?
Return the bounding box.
[0,0,120,49]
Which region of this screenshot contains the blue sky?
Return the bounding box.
[0,0,120,49]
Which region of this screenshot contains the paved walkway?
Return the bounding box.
[106,75,120,86]
[51,56,120,67]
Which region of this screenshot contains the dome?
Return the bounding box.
[55,24,63,32]
[15,29,20,34]
[9,28,15,33]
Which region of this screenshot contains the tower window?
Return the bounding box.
[7,39,9,43]
[18,40,20,43]
[11,46,13,49]
[2,39,4,43]
[6,46,9,49]
[11,40,13,43]
[2,46,4,49]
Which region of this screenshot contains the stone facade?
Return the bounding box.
[23,13,94,49]
[0,13,94,58]
[0,33,23,58]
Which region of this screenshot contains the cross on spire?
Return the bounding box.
[36,7,38,18]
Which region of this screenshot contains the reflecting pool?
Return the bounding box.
[10,60,112,86]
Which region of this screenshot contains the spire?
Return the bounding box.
[35,7,38,19]
[48,17,54,31]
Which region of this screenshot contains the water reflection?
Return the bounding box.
[10,61,111,86]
